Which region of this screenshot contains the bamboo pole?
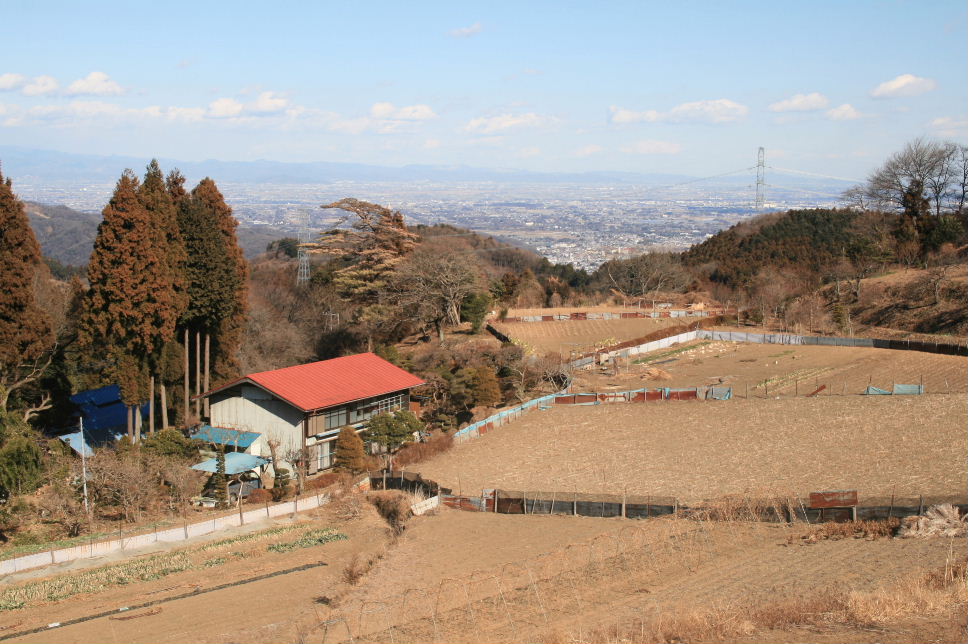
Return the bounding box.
[160,383,169,429]
[204,333,211,418]
[148,375,155,435]
[183,328,190,424]
[195,330,201,419]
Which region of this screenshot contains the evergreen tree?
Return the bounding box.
[368,410,422,465]
[0,169,54,415]
[184,178,248,383]
[212,446,228,508]
[333,425,367,474]
[472,366,502,408]
[312,199,418,302]
[78,171,178,405]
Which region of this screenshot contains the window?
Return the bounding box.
[324,406,348,430]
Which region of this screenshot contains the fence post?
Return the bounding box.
[573,492,577,516]
[622,490,627,518]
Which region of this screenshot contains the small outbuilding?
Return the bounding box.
[196,353,425,475]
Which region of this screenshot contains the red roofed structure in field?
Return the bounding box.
[198,353,425,474]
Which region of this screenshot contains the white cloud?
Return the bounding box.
[450,22,482,38]
[768,92,828,112]
[208,97,245,118]
[870,74,936,98]
[826,104,863,120]
[22,75,59,96]
[423,138,442,149]
[517,146,541,158]
[249,91,289,114]
[0,73,25,91]
[621,140,681,155]
[930,116,968,137]
[575,144,604,157]
[370,102,436,121]
[66,71,124,96]
[464,112,551,133]
[609,99,748,124]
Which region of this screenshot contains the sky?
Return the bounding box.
[1,0,965,179]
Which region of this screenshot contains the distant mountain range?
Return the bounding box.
[2,145,855,189]
[0,145,701,186]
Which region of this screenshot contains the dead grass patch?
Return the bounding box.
[367,491,411,535]
[793,518,901,543]
[567,557,968,643]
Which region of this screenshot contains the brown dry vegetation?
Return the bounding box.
[492,316,685,356]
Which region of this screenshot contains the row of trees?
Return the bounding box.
[76,161,248,436]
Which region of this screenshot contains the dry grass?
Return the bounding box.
[689,493,798,523]
[792,518,901,543]
[900,503,967,538]
[568,557,968,643]
[367,491,411,535]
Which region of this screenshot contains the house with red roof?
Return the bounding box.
[197,353,424,474]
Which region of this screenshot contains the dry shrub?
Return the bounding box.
[367,490,411,534]
[331,492,363,522]
[306,472,345,491]
[899,503,967,538]
[393,432,454,468]
[341,553,368,585]
[795,518,900,543]
[690,493,795,523]
[246,488,272,504]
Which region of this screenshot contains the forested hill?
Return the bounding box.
[681,208,864,287]
[25,201,286,267]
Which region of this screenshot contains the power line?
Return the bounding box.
[769,166,863,184]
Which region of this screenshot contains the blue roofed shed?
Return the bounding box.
[190,425,260,450]
[191,452,269,474]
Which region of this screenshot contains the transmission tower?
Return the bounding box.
[755,147,766,210]
[295,209,310,286]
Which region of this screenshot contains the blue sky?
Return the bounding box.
[1,0,964,178]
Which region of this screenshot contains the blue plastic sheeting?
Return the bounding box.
[192,452,269,474]
[192,425,260,448]
[863,386,892,395]
[893,384,924,395]
[70,385,148,432]
[706,387,732,400]
[59,431,95,457]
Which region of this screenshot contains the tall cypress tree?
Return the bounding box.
[189,178,248,384]
[0,169,54,415]
[78,170,178,407]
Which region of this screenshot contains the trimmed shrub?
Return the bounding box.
[247,488,272,504]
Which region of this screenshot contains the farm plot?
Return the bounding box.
[276,511,965,644]
[575,340,968,396]
[415,395,967,503]
[492,317,682,356]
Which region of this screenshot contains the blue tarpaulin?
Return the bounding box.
[892,384,924,395]
[192,452,269,474]
[862,386,892,395]
[191,425,260,448]
[706,387,733,400]
[59,431,95,457]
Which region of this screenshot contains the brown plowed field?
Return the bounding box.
[3,505,964,643]
[415,395,967,502]
[573,341,968,395]
[492,317,683,356]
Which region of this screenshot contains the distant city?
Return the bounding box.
[14,178,845,270]
[15,159,849,270]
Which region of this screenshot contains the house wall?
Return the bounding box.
[209,386,307,473]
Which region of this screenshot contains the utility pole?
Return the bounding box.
[80,418,90,515]
[755,147,766,210]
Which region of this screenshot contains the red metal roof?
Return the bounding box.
[205,353,425,412]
